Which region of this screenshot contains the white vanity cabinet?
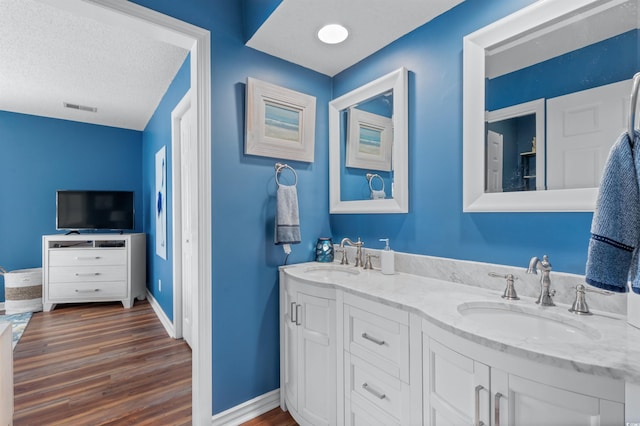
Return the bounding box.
[279,272,337,426]
[343,293,413,426]
[423,322,625,426]
[43,234,146,311]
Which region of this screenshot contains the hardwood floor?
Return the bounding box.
[241,408,297,426]
[10,300,297,425]
[11,300,192,425]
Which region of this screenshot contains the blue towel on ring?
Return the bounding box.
[586,131,640,294]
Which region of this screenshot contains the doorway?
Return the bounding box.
[53,1,213,423]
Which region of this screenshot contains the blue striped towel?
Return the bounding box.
[586,131,640,294]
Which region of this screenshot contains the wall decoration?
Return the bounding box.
[155,146,167,259]
[346,107,393,171]
[245,77,316,162]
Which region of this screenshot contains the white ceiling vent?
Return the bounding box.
[63,102,98,113]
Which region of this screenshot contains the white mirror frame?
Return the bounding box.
[329,67,408,213]
[463,0,603,212]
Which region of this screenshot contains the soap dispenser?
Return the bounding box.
[379,238,395,275]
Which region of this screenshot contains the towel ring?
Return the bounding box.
[275,162,298,187]
[366,173,385,192]
[629,72,640,143]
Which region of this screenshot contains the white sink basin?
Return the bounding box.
[302,264,360,280]
[457,301,600,343]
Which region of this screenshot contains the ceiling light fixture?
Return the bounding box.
[317,24,348,44]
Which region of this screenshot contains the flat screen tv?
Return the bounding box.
[56,190,135,231]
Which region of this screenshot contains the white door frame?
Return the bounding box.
[50,1,212,423]
[171,90,192,341]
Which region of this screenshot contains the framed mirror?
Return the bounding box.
[463,0,639,212]
[329,67,408,213]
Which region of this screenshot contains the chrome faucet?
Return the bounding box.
[527,255,555,306]
[340,237,364,267]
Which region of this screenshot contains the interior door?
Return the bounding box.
[546,79,631,190]
[486,130,504,193]
[180,100,196,348]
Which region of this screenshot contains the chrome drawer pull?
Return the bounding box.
[362,383,386,400]
[494,392,503,426]
[295,304,301,326]
[75,272,100,277]
[75,256,100,260]
[75,289,100,293]
[361,332,385,346]
[475,385,485,426]
[290,302,297,324]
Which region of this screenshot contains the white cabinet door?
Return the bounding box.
[492,369,624,426]
[280,274,336,426]
[282,283,298,411]
[425,338,490,426]
[297,291,336,426]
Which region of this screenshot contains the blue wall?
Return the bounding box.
[487,29,639,111]
[330,0,597,274]
[0,111,142,300]
[142,55,191,321]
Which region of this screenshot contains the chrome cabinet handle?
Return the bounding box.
[361,332,385,346]
[290,302,297,324]
[75,289,100,293]
[475,385,485,426]
[75,272,100,277]
[295,304,301,326]
[75,256,100,260]
[494,392,503,426]
[362,383,386,400]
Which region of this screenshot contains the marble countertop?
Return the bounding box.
[282,262,640,384]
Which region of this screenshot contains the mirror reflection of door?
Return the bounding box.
[486,114,537,192]
[546,80,631,190]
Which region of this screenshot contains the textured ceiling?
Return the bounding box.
[246,0,465,77]
[0,0,189,131]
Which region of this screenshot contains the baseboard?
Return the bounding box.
[211,389,280,426]
[145,290,175,338]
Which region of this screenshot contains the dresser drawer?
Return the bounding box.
[344,298,409,381]
[47,281,128,300]
[48,265,127,283]
[48,249,126,267]
[345,353,410,422]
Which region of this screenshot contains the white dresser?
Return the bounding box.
[42,234,146,312]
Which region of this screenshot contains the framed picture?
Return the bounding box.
[245,77,316,162]
[155,146,167,260]
[346,107,393,171]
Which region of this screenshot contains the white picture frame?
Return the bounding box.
[346,107,393,171]
[245,77,316,163]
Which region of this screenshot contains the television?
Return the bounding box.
[56,190,135,231]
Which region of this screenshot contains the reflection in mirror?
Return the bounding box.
[329,67,408,214]
[485,99,545,193]
[464,0,639,212]
[341,91,394,201]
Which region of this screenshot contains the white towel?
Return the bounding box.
[275,184,301,246]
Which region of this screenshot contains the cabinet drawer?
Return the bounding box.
[49,249,126,266]
[345,353,410,422]
[344,302,409,381]
[346,393,400,426]
[48,266,127,283]
[48,281,127,300]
